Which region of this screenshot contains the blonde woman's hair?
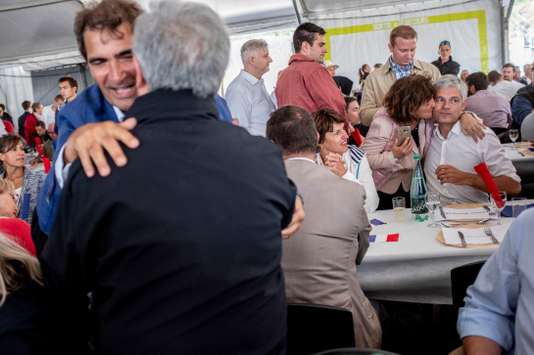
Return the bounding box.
[0,233,42,306]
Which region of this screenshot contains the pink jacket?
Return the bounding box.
[275,54,346,118]
[361,109,434,194]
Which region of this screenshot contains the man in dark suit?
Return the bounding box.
[35,0,142,239]
[40,1,297,354]
[17,100,32,137]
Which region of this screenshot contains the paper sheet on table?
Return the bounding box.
[436,206,490,221]
[441,225,508,245]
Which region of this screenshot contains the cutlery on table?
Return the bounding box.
[457,231,467,248]
[483,227,499,244]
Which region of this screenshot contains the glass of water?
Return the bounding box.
[489,191,507,225]
[426,192,441,227]
[509,129,519,146]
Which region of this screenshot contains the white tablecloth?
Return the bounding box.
[359,209,514,305]
[503,143,534,162]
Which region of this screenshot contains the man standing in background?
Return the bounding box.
[225,39,275,136]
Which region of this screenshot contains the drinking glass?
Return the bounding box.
[392,196,406,222]
[489,191,507,225]
[509,129,519,146]
[426,192,441,227]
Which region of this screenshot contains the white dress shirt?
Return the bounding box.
[225,70,276,137]
[489,80,524,102]
[424,122,520,205]
[55,106,124,188]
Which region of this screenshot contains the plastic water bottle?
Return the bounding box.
[410,154,428,221]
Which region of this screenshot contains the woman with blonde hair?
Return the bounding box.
[0,231,43,353]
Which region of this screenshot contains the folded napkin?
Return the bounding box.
[436,206,490,221]
[441,225,508,246]
[501,203,534,217]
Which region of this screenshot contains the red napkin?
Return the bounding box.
[474,162,504,208]
[43,157,51,173]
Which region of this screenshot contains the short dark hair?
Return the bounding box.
[74,0,142,60]
[266,106,317,155]
[31,102,42,112]
[344,96,358,111]
[466,72,489,91]
[54,95,65,102]
[390,25,417,47]
[58,77,78,89]
[383,75,435,125]
[0,104,5,111]
[293,22,326,53]
[488,70,501,83]
[314,109,346,144]
[21,101,31,111]
[36,120,46,129]
[503,63,515,70]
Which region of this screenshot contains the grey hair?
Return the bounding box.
[133,0,230,98]
[434,74,464,98]
[240,39,268,65]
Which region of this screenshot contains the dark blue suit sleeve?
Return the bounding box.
[512,95,533,127]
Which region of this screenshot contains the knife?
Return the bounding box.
[439,206,446,219]
[458,231,467,248]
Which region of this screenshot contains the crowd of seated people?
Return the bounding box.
[0,0,531,354]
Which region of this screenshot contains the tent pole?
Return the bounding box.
[291,0,302,24]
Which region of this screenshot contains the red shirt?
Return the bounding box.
[24,113,39,147]
[275,54,346,119]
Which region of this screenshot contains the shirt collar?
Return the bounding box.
[113,106,125,122]
[240,70,261,85]
[435,121,462,140]
[286,157,316,164]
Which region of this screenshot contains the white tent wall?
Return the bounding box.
[0,67,34,123]
[300,0,503,86]
[222,27,296,96]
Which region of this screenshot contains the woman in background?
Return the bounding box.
[314,109,379,213]
[0,136,46,224]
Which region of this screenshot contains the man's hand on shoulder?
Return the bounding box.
[281,196,304,239]
[63,118,140,177]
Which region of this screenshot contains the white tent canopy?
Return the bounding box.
[0,0,515,118]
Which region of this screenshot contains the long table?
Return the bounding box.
[358,209,514,305]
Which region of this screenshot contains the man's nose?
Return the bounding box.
[109,61,125,82]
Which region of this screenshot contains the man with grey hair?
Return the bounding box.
[424,75,520,205]
[225,39,275,136]
[40,1,297,354]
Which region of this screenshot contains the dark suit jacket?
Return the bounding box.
[36,84,118,236]
[41,89,296,355]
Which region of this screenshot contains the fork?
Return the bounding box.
[457,231,467,248]
[484,227,499,244]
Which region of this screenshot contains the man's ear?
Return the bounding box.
[133,55,149,96]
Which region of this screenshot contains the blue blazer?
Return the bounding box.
[36,84,119,235]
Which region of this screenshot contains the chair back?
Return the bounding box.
[311,347,400,355]
[450,260,485,307]
[287,303,355,355]
[521,111,534,141]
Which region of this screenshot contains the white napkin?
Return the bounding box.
[436,206,490,221]
[441,226,508,245]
